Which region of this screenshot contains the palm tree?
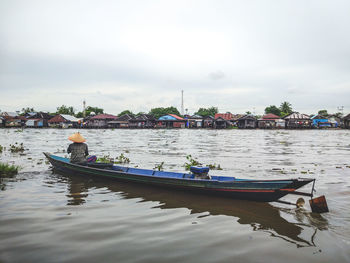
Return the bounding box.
[280,102,292,115]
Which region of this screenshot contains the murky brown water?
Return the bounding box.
[1,129,349,262]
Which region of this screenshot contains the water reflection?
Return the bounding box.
[52,171,329,248]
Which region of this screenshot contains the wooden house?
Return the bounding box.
[26,119,44,128]
[214,113,233,121]
[26,112,53,127]
[237,115,257,129]
[157,114,186,128]
[343,113,350,129]
[48,114,81,128]
[203,116,215,128]
[311,115,332,128]
[214,113,234,129]
[213,117,228,129]
[128,114,156,128]
[107,114,134,128]
[283,112,311,129]
[3,116,27,127]
[186,114,203,128]
[87,114,119,128]
[258,113,285,129]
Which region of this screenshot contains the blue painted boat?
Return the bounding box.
[44,153,315,202]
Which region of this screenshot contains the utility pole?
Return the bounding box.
[181,90,184,116]
[83,100,86,118]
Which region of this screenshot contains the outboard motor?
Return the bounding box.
[190,166,210,179]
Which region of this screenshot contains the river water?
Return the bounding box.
[0,128,349,262]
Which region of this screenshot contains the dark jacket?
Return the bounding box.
[67,143,89,163]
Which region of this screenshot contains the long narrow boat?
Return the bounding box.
[44,152,317,203]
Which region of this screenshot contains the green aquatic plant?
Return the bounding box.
[154,162,164,171]
[207,163,223,170]
[9,143,25,153]
[96,154,113,163]
[0,162,19,177]
[184,155,201,170]
[97,153,131,164]
[184,155,223,171]
[114,153,130,164]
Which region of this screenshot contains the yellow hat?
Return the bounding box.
[68,132,86,143]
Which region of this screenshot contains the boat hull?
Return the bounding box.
[44,153,313,202]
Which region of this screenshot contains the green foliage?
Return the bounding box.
[184,155,201,170]
[21,107,35,115]
[333,112,343,118]
[75,112,84,118]
[149,107,181,119]
[76,106,104,118]
[264,105,281,116]
[96,154,113,163]
[96,153,131,164]
[118,110,134,117]
[245,111,252,115]
[207,163,223,170]
[318,109,328,117]
[280,101,293,115]
[184,155,223,171]
[154,162,164,171]
[114,153,130,164]
[0,162,19,177]
[0,145,3,153]
[86,106,104,115]
[56,105,75,115]
[9,143,24,153]
[194,107,218,117]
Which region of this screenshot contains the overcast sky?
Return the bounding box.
[1,0,349,115]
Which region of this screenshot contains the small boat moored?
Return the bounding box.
[44,152,328,212]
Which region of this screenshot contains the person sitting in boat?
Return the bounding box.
[67,132,89,164]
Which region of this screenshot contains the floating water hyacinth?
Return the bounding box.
[154,162,164,171]
[0,162,19,177]
[9,143,25,153]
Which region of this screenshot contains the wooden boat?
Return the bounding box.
[44,152,319,203]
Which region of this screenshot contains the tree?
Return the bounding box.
[21,107,35,115]
[264,105,281,116]
[76,106,104,118]
[334,112,343,118]
[149,107,181,119]
[194,107,218,117]
[56,105,75,115]
[75,112,84,118]
[86,106,104,115]
[318,109,328,117]
[118,110,134,117]
[245,111,252,115]
[280,101,293,115]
